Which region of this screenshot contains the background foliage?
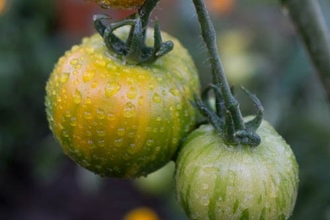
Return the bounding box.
[0,0,329,219]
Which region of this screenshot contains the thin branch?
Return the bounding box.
[280,0,330,101]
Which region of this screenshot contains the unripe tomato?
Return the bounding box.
[89,0,146,9]
[45,27,200,178]
[175,119,299,220]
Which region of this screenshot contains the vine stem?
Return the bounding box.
[280,0,330,102]
[192,0,245,130]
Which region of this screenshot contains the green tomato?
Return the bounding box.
[175,119,299,220]
[45,27,200,178]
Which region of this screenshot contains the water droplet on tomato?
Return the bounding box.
[146,139,154,146]
[60,72,70,83]
[85,97,92,104]
[202,184,209,190]
[84,111,92,119]
[117,127,125,136]
[62,130,69,137]
[106,111,116,121]
[127,87,137,99]
[73,89,82,104]
[123,102,136,118]
[88,140,96,149]
[105,81,121,98]
[152,93,161,103]
[91,81,98,88]
[96,108,105,119]
[170,88,180,96]
[70,117,77,126]
[156,116,162,121]
[70,58,79,65]
[114,138,123,147]
[127,144,136,153]
[96,129,105,137]
[83,70,95,83]
[97,139,105,147]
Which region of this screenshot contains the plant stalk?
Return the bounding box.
[192,0,245,130]
[280,0,330,102]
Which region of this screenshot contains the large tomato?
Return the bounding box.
[88,0,146,9]
[175,119,299,220]
[45,27,200,178]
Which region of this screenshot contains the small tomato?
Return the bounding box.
[175,119,299,220]
[45,27,200,178]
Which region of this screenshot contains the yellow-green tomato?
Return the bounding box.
[89,0,146,9]
[175,119,299,220]
[45,27,200,178]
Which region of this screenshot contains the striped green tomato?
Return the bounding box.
[45,27,200,178]
[175,119,299,220]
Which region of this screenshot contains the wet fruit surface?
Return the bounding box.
[175,119,299,220]
[45,27,200,178]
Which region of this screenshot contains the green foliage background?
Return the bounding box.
[0,0,329,219]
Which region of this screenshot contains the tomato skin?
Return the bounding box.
[45,27,200,178]
[175,119,299,220]
[89,0,146,9]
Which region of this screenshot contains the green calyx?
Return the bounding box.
[192,85,264,147]
[93,0,173,65]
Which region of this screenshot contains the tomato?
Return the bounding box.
[45,27,200,178]
[175,118,299,220]
[89,0,146,9]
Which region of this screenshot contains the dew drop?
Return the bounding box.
[60,72,70,83]
[117,127,125,136]
[123,102,136,118]
[170,88,180,96]
[62,130,69,138]
[96,108,105,119]
[70,117,77,126]
[88,140,96,149]
[152,93,161,103]
[97,139,105,147]
[176,104,182,110]
[70,58,79,66]
[138,96,144,105]
[127,131,135,138]
[160,127,165,133]
[84,111,92,119]
[127,87,137,99]
[146,139,154,146]
[114,138,123,147]
[202,184,209,190]
[91,81,98,88]
[127,144,136,155]
[73,89,82,104]
[96,129,106,137]
[96,59,106,67]
[105,81,121,98]
[156,116,162,122]
[106,111,116,121]
[85,97,92,104]
[83,70,95,83]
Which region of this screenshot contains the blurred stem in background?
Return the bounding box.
[280,0,330,103]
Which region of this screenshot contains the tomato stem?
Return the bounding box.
[93,0,173,64]
[191,0,263,146]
